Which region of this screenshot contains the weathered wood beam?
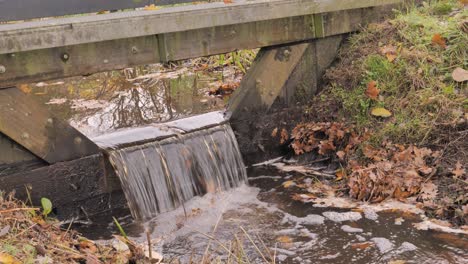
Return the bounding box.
[0,36,161,88]
[0,154,127,219]
[0,88,100,163]
[159,15,315,62]
[227,43,309,119]
[0,0,402,54]
[0,4,397,88]
[0,0,194,22]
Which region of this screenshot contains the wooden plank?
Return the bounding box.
[0,0,194,22]
[0,88,100,163]
[0,133,39,165]
[0,0,402,54]
[0,6,384,88]
[0,154,128,219]
[0,36,160,88]
[159,15,315,61]
[227,43,309,119]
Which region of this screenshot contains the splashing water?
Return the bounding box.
[107,124,247,220]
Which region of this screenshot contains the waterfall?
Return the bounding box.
[106,123,247,220]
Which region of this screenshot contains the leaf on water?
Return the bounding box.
[431,34,446,48]
[365,81,380,100]
[291,193,316,202]
[276,235,292,243]
[451,67,468,82]
[41,197,52,217]
[388,260,406,264]
[144,4,160,10]
[451,161,465,178]
[371,107,392,117]
[271,127,278,137]
[0,253,21,264]
[351,242,374,250]
[282,180,296,188]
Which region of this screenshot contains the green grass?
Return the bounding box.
[325,0,467,146]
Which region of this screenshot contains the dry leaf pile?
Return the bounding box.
[348,144,439,203]
[0,193,147,264]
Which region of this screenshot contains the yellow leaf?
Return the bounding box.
[144,4,160,10]
[0,253,21,264]
[386,53,397,62]
[388,260,406,264]
[282,180,295,188]
[451,67,468,82]
[371,107,392,118]
[276,235,292,243]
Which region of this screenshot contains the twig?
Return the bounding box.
[193,230,238,260]
[61,219,74,240]
[0,207,39,214]
[146,231,152,259]
[240,226,270,264]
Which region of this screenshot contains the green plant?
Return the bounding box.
[40,197,52,217]
[113,217,127,238]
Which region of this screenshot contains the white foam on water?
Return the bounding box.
[341,225,364,233]
[323,211,362,222]
[370,237,394,254]
[413,220,468,235]
[281,213,325,226]
[248,175,282,181]
[364,209,379,221]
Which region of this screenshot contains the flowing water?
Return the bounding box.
[80,167,467,264]
[107,124,247,220]
[29,64,467,263]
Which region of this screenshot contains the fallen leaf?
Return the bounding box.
[276,235,293,243]
[336,150,346,160]
[282,180,296,188]
[0,225,10,237]
[365,81,380,100]
[432,34,446,48]
[336,169,346,181]
[371,107,392,117]
[388,260,406,264]
[144,4,160,10]
[318,140,336,155]
[418,166,433,175]
[291,193,317,202]
[451,67,468,82]
[223,0,233,3]
[351,242,374,250]
[451,161,465,178]
[0,253,21,264]
[386,53,397,62]
[280,128,289,144]
[79,240,98,253]
[271,127,278,137]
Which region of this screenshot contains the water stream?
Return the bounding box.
[107,124,247,220]
[28,65,467,263]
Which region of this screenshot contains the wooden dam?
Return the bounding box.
[0,0,402,219]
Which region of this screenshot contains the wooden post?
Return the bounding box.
[281,35,344,104]
[0,88,100,164]
[227,43,309,120]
